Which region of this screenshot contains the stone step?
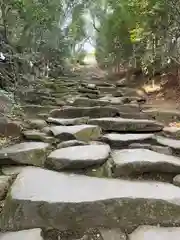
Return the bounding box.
[71,98,141,112]
[129,143,173,155]
[50,106,120,118]
[111,148,180,177]
[22,105,58,117]
[88,117,163,132]
[22,130,55,143]
[46,144,111,171]
[49,124,101,142]
[154,135,180,156]
[0,142,50,167]
[47,117,89,125]
[2,167,180,231]
[143,108,180,124]
[25,119,47,130]
[100,133,155,148]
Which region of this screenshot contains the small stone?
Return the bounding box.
[26,119,47,129]
[0,142,49,166]
[72,98,108,107]
[99,228,127,240]
[116,78,127,87]
[129,225,180,240]
[49,125,101,142]
[37,113,49,120]
[163,126,180,139]
[78,87,100,95]
[0,176,12,200]
[0,228,43,240]
[23,130,55,143]
[23,130,47,141]
[57,140,87,149]
[41,127,51,134]
[173,175,180,187]
[0,117,22,137]
[155,135,180,154]
[47,117,89,125]
[46,144,111,170]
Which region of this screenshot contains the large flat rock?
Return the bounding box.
[23,130,54,143]
[47,117,89,125]
[129,143,173,155]
[2,167,180,230]
[72,97,109,107]
[112,148,180,176]
[49,125,101,141]
[88,118,163,132]
[154,136,180,154]
[129,225,180,240]
[72,97,141,109]
[101,133,154,148]
[0,142,49,166]
[0,229,43,240]
[47,145,111,170]
[50,106,119,118]
[143,108,180,124]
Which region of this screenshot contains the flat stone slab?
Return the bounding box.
[50,106,119,118]
[2,167,180,230]
[142,108,180,124]
[88,118,163,132]
[112,148,180,176]
[129,226,180,240]
[23,130,54,143]
[0,229,43,240]
[72,98,109,107]
[49,125,101,141]
[47,144,111,170]
[57,140,87,149]
[0,142,49,167]
[101,133,154,148]
[129,143,173,155]
[47,117,89,125]
[155,135,180,151]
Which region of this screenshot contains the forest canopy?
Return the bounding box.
[0,0,180,81]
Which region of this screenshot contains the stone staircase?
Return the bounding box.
[1,78,180,239]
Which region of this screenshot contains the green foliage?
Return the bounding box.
[2,0,180,78]
[93,0,180,75]
[0,0,89,66]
